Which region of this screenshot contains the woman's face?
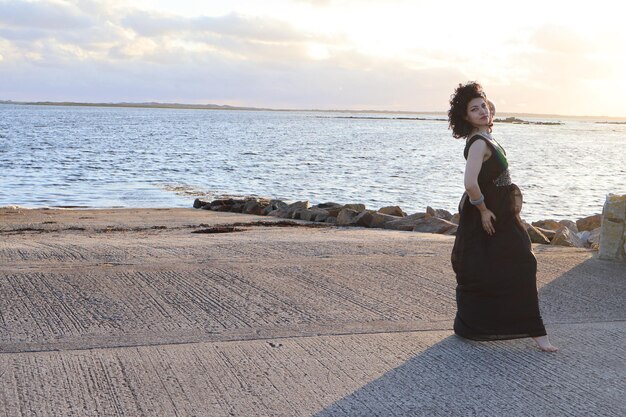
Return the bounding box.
[465,97,490,128]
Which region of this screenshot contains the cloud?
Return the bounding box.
[0,0,93,30]
[0,22,463,111]
[1,1,625,116]
[121,10,312,43]
[529,25,593,55]
[293,0,333,6]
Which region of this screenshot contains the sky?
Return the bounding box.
[1,0,626,117]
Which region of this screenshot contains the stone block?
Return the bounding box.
[603,194,626,222]
[599,219,625,260]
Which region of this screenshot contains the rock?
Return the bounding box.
[551,227,585,248]
[577,230,591,247]
[377,206,406,217]
[264,200,288,215]
[267,208,289,218]
[426,206,453,221]
[230,203,244,213]
[270,199,288,209]
[588,227,601,250]
[193,198,209,209]
[343,203,366,212]
[599,219,625,260]
[450,213,461,225]
[525,223,550,244]
[286,201,311,218]
[299,209,329,222]
[531,219,562,231]
[243,199,269,215]
[291,208,308,220]
[296,209,314,221]
[384,212,432,231]
[355,210,398,228]
[558,220,578,234]
[324,205,345,217]
[210,198,234,208]
[325,216,337,224]
[412,217,458,234]
[536,227,556,241]
[312,203,343,217]
[287,201,311,210]
[336,208,360,226]
[208,198,247,211]
[313,212,329,222]
[576,214,601,232]
[314,202,342,209]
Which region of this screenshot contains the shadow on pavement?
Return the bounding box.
[313,256,626,417]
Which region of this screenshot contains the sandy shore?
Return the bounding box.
[0,207,624,416]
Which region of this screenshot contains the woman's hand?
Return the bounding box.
[480,209,497,235]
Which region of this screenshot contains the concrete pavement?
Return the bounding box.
[0,208,624,416]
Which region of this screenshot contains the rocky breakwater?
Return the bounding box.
[193,196,611,251]
[193,197,458,236]
[598,194,626,261]
[524,215,602,249]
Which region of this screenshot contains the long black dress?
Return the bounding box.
[451,134,547,340]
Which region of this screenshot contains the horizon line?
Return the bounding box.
[1,99,625,120]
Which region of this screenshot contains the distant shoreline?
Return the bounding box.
[2,100,625,121]
[0,100,440,116]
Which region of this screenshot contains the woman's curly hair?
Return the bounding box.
[448,81,489,139]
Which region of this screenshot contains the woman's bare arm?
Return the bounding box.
[464,139,487,199]
[464,139,497,235]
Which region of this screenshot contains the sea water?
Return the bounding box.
[1,104,625,222]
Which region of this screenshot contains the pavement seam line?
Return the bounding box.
[1,319,623,356]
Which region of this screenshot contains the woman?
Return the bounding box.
[448,82,557,352]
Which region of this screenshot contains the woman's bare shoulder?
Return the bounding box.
[465,136,492,161]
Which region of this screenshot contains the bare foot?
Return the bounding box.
[533,335,558,352]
